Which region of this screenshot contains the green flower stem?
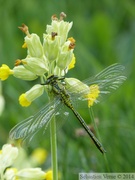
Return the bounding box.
[41,76,58,179]
[50,97,58,180]
[0,171,4,180]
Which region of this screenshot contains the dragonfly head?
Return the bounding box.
[43,75,57,85]
[42,75,65,86]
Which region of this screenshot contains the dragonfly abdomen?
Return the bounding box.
[70,108,106,154]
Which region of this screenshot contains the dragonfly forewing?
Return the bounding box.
[66,64,126,105]
[10,99,61,143]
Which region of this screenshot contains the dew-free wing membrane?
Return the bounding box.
[10,99,61,143]
[67,64,126,104]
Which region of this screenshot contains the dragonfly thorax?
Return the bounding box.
[45,75,65,86]
[43,75,73,108]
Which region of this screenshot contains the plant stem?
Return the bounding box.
[0,171,4,180]
[50,101,58,180]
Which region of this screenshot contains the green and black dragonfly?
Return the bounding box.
[10,64,126,154]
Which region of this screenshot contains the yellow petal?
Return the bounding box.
[86,84,100,108]
[31,148,48,165]
[68,54,76,70]
[19,93,31,107]
[0,64,13,80]
[45,170,53,180]
[22,42,27,48]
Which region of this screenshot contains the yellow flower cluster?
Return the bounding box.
[0,12,76,107]
[0,12,100,109]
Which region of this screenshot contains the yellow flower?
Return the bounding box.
[4,168,18,180]
[86,84,100,108]
[31,148,48,165]
[0,64,13,80]
[65,78,99,108]
[19,93,31,107]
[68,54,76,70]
[0,144,18,173]
[19,84,44,107]
[45,170,53,180]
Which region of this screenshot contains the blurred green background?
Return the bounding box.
[0,0,135,179]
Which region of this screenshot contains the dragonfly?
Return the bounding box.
[10,64,126,154]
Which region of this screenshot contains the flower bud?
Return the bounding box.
[46,20,73,45]
[4,168,18,180]
[56,41,73,70]
[19,84,44,107]
[25,33,44,58]
[22,57,48,76]
[43,34,60,62]
[13,65,37,80]
[0,144,18,173]
[65,78,89,94]
[16,168,46,179]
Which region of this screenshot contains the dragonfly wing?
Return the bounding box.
[85,63,126,91]
[10,99,61,143]
[67,64,126,106]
